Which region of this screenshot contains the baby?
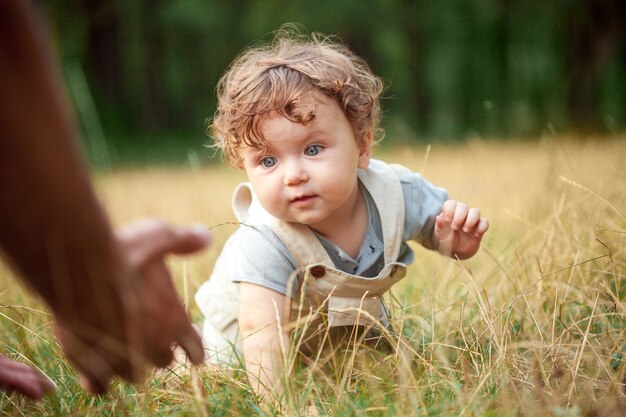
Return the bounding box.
[195,30,489,398]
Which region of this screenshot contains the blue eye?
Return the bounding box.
[305,145,321,156]
[260,156,277,168]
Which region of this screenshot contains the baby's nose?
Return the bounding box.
[283,162,309,185]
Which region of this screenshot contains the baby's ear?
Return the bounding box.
[357,129,372,169]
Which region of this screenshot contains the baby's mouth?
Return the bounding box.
[290,195,316,205]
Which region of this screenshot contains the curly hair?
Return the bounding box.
[209,28,384,168]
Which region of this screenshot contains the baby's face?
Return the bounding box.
[240,92,371,232]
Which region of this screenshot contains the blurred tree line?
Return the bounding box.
[44,0,625,162]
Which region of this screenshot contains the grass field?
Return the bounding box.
[1,138,624,416]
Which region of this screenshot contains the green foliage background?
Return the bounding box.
[45,0,626,164]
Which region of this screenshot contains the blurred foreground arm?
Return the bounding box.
[0,0,208,397]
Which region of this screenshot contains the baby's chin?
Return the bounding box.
[274,211,327,227]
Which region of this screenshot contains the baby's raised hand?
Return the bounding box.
[433,199,489,259]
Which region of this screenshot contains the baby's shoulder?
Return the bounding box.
[210,223,298,296]
[229,223,284,249]
[219,223,297,269]
[369,159,421,190]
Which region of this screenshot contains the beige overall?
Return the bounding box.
[195,159,411,364]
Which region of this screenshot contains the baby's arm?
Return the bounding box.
[432,199,489,259]
[239,283,290,402]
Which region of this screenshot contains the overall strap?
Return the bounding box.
[356,159,406,264]
[232,183,333,267]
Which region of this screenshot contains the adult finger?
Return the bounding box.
[134,260,184,366]
[35,370,57,395]
[117,220,210,268]
[67,349,116,395]
[79,373,109,395]
[55,322,133,392]
[78,353,144,393]
[0,357,55,400]
[174,323,205,365]
[140,302,201,367]
[165,225,211,255]
[147,346,175,369]
[136,331,175,369]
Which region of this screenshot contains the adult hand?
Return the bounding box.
[0,355,56,400]
[54,219,210,393]
[433,199,489,259]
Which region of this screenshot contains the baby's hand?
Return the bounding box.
[433,199,489,259]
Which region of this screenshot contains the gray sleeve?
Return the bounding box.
[225,225,299,297]
[399,170,449,246]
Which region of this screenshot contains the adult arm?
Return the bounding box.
[0,0,207,394]
[0,0,124,322]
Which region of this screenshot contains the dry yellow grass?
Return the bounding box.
[1,138,624,416]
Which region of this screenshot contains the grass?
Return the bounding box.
[1,137,624,416]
